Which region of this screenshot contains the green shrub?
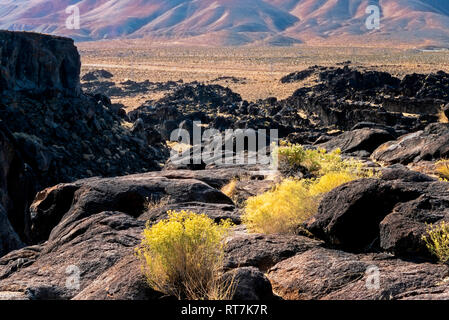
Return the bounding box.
[422,221,449,263]
[136,210,234,300]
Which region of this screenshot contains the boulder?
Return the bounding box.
[0,211,144,300]
[315,128,395,154]
[30,173,233,243]
[223,267,276,300]
[372,123,449,165]
[305,171,449,258]
[73,255,162,300]
[0,205,23,257]
[267,247,449,300]
[224,233,322,272]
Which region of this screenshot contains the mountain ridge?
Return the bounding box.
[1,0,449,46]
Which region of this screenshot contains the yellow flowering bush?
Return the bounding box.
[136,210,234,300]
[244,144,377,235]
[422,221,449,263]
[275,143,367,177]
[436,160,449,181]
[243,171,359,234]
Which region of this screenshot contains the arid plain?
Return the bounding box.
[78,42,449,110]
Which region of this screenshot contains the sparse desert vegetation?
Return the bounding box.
[423,221,449,263]
[77,44,449,109]
[243,146,374,234]
[436,160,449,181]
[136,210,234,300]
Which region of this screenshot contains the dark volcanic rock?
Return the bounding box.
[0,211,144,300]
[0,168,262,300]
[141,202,240,225]
[223,267,276,300]
[0,120,36,244]
[318,67,400,93]
[372,123,449,165]
[281,67,445,132]
[268,247,449,300]
[0,31,80,96]
[29,172,233,243]
[305,172,449,258]
[0,32,169,255]
[81,69,113,82]
[73,254,162,300]
[0,205,23,257]
[280,66,320,83]
[224,233,323,272]
[316,128,396,154]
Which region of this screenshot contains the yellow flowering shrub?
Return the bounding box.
[243,171,359,234]
[436,160,449,181]
[244,144,377,235]
[422,221,449,263]
[136,210,234,300]
[275,143,367,177]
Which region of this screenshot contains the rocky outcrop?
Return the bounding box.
[268,247,449,300]
[142,202,241,225]
[0,121,35,248]
[316,127,396,155]
[223,267,276,300]
[0,31,80,96]
[0,211,144,300]
[0,205,23,257]
[372,123,449,165]
[0,169,272,300]
[305,168,449,258]
[0,31,169,255]
[224,233,322,272]
[29,172,234,243]
[73,254,162,300]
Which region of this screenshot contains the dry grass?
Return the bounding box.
[221,179,238,201]
[439,110,449,124]
[146,196,171,211]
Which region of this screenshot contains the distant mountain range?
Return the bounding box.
[1,0,449,47]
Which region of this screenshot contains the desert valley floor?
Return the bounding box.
[77,43,449,109]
